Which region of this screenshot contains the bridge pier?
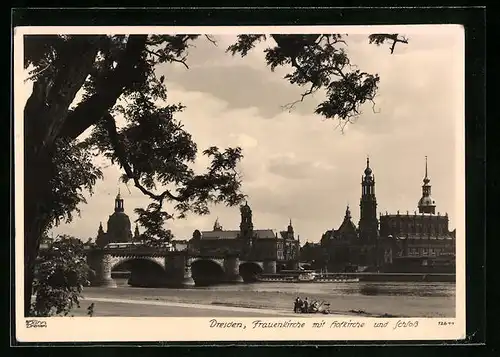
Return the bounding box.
[90,253,117,288]
[181,260,196,287]
[224,255,243,284]
[166,254,195,287]
[287,260,299,271]
[263,259,277,274]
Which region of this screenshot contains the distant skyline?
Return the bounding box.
[21,27,464,244]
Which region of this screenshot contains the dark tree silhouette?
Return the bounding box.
[31,235,91,317]
[22,33,407,315]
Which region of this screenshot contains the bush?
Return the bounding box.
[30,235,93,317]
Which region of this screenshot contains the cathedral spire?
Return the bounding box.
[365,156,372,176]
[345,205,351,220]
[359,157,378,242]
[134,223,140,239]
[423,155,430,184]
[287,218,294,234]
[418,156,436,214]
[98,222,104,236]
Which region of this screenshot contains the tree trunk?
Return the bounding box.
[21,35,148,315]
[23,78,57,316]
[23,145,53,316]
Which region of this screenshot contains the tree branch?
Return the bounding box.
[24,36,101,155]
[102,113,185,206]
[369,34,408,54]
[145,48,189,69]
[205,35,218,46]
[24,62,51,83]
[282,83,317,112]
[58,35,148,141]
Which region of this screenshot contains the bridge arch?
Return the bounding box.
[239,261,263,282]
[111,256,166,287]
[190,258,225,286]
[111,256,165,271]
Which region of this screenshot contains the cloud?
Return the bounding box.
[47,28,463,244]
[267,153,336,180]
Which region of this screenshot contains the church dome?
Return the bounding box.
[108,211,131,224]
[106,190,133,243]
[107,211,133,241]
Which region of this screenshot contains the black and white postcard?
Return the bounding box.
[14,24,466,342]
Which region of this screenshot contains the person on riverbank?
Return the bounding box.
[294,297,302,313]
[302,297,309,313]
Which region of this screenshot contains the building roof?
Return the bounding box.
[390,234,455,240]
[200,229,279,240]
[381,212,448,219]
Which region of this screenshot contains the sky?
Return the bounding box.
[21,26,465,244]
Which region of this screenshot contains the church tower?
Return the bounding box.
[418,156,436,214]
[95,222,106,248]
[287,219,294,239]
[134,223,140,240]
[114,189,124,212]
[359,157,379,241]
[239,201,254,240]
[239,201,255,258]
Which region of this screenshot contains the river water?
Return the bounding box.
[95,279,455,317]
[114,278,454,298]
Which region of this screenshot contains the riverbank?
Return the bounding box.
[71,297,305,317]
[81,282,455,317]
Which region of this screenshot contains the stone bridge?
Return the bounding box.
[86,247,277,288]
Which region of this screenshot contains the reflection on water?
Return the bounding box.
[113,279,455,298]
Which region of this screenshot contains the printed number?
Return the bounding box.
[438,321,455,326]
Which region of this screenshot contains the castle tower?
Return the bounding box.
[359,157,379,241]
[418,156,436,214]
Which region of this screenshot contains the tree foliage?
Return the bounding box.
[22,33,407,314]
[227,34,407,128]
[30,235,92,317]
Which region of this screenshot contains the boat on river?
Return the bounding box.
[256,270,360,283]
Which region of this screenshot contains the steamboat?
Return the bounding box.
[255,270,360,283]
